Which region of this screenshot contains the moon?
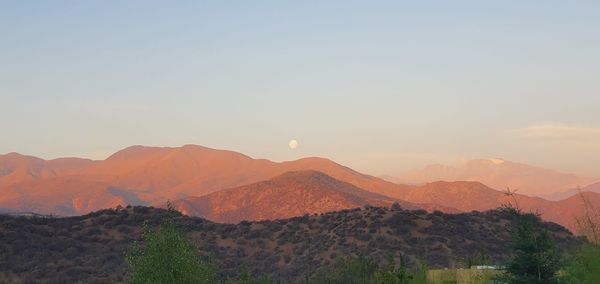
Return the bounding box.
[288,139,299,149]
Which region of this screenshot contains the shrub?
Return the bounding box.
[356,232,373,242]
[235,266,276,284]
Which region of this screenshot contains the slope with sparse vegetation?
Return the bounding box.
[0,204,583,283]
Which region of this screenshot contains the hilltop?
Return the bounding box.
[172,170,420,223]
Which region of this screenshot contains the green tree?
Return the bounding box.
[311,255,427,284]
[504,212,561,284]
[560,244,600,284]
[125,218,218,284]
[372,254,413,284]
[311,255,378,284]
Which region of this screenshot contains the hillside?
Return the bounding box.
[397,181,600,232]
[172,174,600,233]
[171,170,420,222]
[0,206,580,283]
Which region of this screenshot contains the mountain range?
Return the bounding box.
[0,145,408,215]
[1,145,599,233]
[543,181,600,201]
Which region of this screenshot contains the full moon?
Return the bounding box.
[288,139,299,149]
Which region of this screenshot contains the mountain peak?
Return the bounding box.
[1,152,41,161]
[274,170,334,181]
[426,180,489,188]
[488,158,506,165]
[464,158,509,166]
[105,145,165,160]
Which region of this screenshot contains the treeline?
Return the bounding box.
[125,205,600,284]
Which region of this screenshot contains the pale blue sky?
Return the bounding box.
[1,1,599,176]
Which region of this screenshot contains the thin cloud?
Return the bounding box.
[514,123,600,141]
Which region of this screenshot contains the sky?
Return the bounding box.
[1,1,600,177]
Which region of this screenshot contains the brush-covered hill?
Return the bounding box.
[397,181,600,232]
[173,173,599,233]
[171,170,420,222]
[0,205,581,283]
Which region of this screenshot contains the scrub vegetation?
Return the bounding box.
[1,203,596,283]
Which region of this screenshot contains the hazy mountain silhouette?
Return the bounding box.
[392,158,598,198]
[544,181,600,201]
[0,153,94,186]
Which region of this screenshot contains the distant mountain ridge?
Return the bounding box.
[0,145,410,216]
[0,152,94,186]
[544,182,600,201]
[391,158,598,198]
